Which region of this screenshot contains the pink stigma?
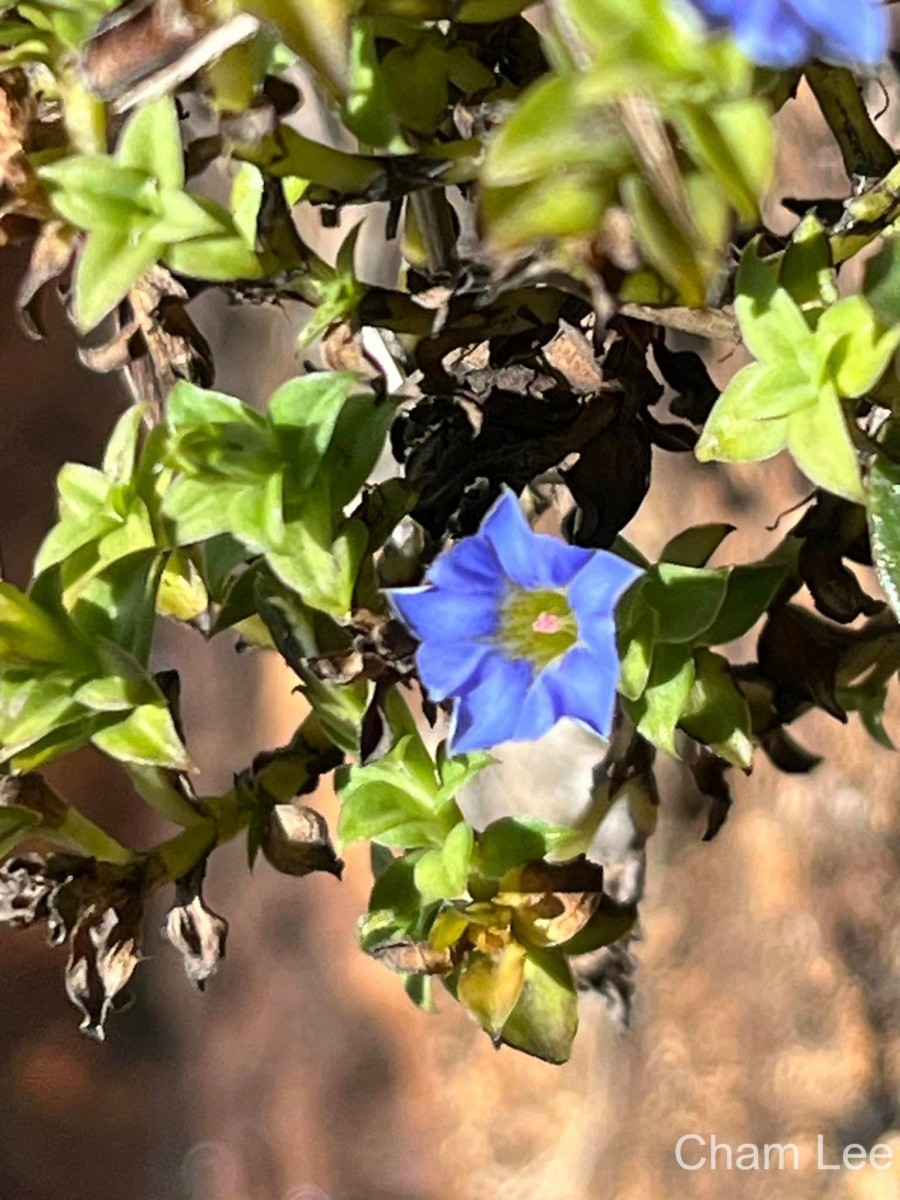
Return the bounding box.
[532,611,561,635]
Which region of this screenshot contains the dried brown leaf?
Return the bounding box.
[370,939,453,976]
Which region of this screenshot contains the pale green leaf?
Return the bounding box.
[500,948,578,1064]
[116,95,184,190]
[91,701,191,769]
[74,226,166,332]
[696,363,794,464]
[787,389,863,502]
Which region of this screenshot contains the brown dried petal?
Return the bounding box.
[0,73,52,245]
[65,896,143,1040]
[162,869,228,990]
[16,222,75,338]
[370,940,453,976]
[495,857,606,949]
[504,856,605,897]
[79,0,204,102]
[0,855,54,928]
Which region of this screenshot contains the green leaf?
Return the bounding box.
[318,392,397,510]
[0,670,82,758]
[475,816,575,880]
[91,701,191,770]
[269,371,357,492]
[338,728,469,849]
[780,214,837,317]
[1,713,112,773]
[413,820,473,901]
[695,362,807,464]
[65,550,161,662]
[230,163,264,247]
[630,643,696,755]
[868,450,900,621]
[268,511,367,616]
[0,584,90,668]
[346,18,406,146]
[434,746,494,806]
[102,405,147,482]
[167,381,264,429]
[164,232,262,281]
[481,173,613,247]
[500,948,578,1065]
[157,190,229,242]
[338,777,440,848]
[74,672,151,713]
[621,172,711,308]
[458,943,527,1039]
[116,95,184,190]
[483,75,631,187]
[816,295,900,398]
[698,564,785,645]
[369,851,424,918]
[73,225,166,332]
[229,471,285,549]
[156,551,208,621]
[865,234,900,328]
[296,672,370,756]
[660,523,734,567]
[643,564,729,644]
[734,238,814,363]
[787,388,863,503]
[201,535,251,599]
[618,607,657,701]
[163,478,248,545]
[40,157,158,228]
[680,649,753,768]
[562,897,638,955]
[675,98,773,222]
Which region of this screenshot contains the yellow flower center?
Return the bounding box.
[497,587,578,669]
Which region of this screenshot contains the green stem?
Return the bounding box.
[51,807,133,865]
[409,190,458,277]
[805,64,895,179]
[145,713,339,886]
[149,821,219,886]
[58,67,107,154]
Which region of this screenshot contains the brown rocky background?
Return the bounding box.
[3,81,900,1200]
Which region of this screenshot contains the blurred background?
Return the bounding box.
[3,77,900,1200]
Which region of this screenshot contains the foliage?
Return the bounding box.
[0,0,899,1064]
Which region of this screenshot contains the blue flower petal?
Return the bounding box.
[575,611,618,658]
[513,673,562,742]
[416,638,492,702]
[450,653,534,752]
[689,0,737,24]
[387,585,500,643]
[804,0,888,65]
[480,490,592,589]
[568,552,642,625]
[733,0,812,67]
[427,535,505,596]
[542,645,619,740]
[685,0,888,67]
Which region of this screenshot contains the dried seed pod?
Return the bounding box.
[261,802,343,879]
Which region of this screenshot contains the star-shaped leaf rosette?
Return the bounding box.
[387,491,642,752]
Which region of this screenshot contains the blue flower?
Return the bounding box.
[387,491,641,753]
[684,0,888,68]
